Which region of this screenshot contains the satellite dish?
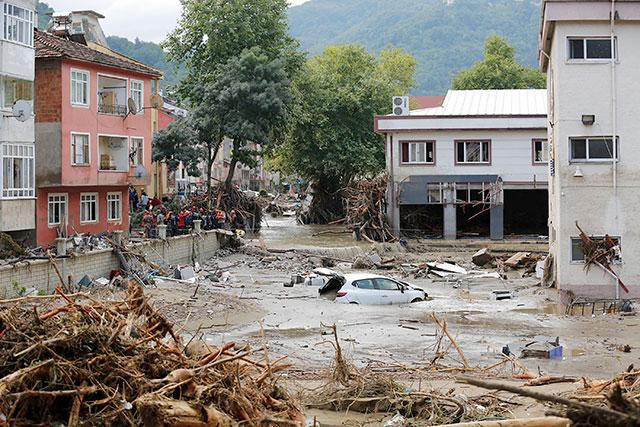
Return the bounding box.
[12,100,32,122]
[150,94,163,109]
[127,97,138,115]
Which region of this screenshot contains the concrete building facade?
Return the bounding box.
[540,0,640,298]
[34,26,162,246]
[0,0,36,239]
[375,89,549,240]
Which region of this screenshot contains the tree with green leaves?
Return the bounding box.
[273,45,417,222]
[206,47,291,191]
[163,0,302,102]
[153,48,290,203]
[152,105,223,201]
[452,35,545,90]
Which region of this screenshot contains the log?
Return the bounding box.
[136,394,234,427]
[433,417,571,427]
[458,376,635,421]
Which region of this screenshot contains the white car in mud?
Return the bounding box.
[320,273,427,305]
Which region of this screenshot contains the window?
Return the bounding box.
[130,80,143,111]
[48,194,67,225]
[80,193,98,223]
[571,236,622,263]
[570,137,618,162]
[71,70,89,106]
[375,278,400,291]
[3,3,34,46]
[456,140,490,164]
[107,192,121,221]
[533,139,549,163]
[130,137,144,166]
[71,133,90,165]
[2,77,33,108]
[1,143,34,198]
[401,141,435,164]
[354,279,375,289]
[427,183,443,204]
[568,37,616,60]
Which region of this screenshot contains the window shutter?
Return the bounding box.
[401,143,409,163]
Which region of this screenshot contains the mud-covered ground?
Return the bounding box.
[145,217,637,425]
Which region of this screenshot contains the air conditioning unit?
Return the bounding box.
[392,96,409,116]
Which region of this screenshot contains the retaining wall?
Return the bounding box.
[0,230,230,297]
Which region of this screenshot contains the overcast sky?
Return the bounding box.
[46,0,310,43]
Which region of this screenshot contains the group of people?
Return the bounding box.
[140,205,245,238]
[129,187,161,212]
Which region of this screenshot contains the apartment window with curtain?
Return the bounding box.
[3,3,34,46]
[400,141,435,164]
[2,77,33,108]
[130,137,144,166]
[130,80,143,111]
[107,192,121,221]
[456,140,491,164]
[1,143,34,198]
[48,194,67,225]
[71,133,90,165]
[71,70,89,106]
[80,193,98,223]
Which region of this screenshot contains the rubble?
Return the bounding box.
[472,248,493,266]
[343,174,396,242]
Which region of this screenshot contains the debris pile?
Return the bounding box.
[344,174,396,243]
[0,284,304,426]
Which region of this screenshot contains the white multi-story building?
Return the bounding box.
[375,89,549,240]
[0,0,35,239]
[540,0,639,299]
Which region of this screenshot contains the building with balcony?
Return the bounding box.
[375,89,548,240]
[540,0,640,298]
[0,0,36,241]
[34,26,162,245]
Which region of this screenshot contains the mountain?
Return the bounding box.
[35,0,542,95]
[288,0,542,95]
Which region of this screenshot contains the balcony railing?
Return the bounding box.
[98,103,127,116]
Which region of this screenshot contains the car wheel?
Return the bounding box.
[411,298,423,303]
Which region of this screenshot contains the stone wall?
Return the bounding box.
[0,230,229,297]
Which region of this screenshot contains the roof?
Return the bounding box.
[35,30,162,78]
[410,96,445,109]
[409,89,547,116]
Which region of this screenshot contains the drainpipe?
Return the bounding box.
[611,0,619,301]
[611,0,617,191]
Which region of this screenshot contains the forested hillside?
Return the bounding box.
[288,0,541,94]
[36,0,542,94]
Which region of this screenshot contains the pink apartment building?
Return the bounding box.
[34,29,162,245]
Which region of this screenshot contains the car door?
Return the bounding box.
[353,279,376,304]
[374,278,404,304]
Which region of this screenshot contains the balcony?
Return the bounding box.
[97,75,127,116]
[98,135,129,172]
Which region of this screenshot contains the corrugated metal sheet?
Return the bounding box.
[410,89,547,116]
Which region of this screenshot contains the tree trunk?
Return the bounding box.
[205,145,214,208]
[218,139,240,209]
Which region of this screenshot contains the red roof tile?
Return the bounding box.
[35,30,162,78]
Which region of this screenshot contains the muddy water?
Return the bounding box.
[255,216,368,250]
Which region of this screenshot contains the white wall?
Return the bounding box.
[388,128,549,186]
[549,20,640,297]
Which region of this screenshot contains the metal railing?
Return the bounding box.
[98,103,127,116]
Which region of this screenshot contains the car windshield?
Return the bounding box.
[354,279,375,289]
[375,278,400,291]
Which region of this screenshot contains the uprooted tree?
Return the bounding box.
[272,45,417,223]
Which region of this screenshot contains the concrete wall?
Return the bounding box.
[547,18,640,298]
[0,229,228,297]
[0,199,35,231]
